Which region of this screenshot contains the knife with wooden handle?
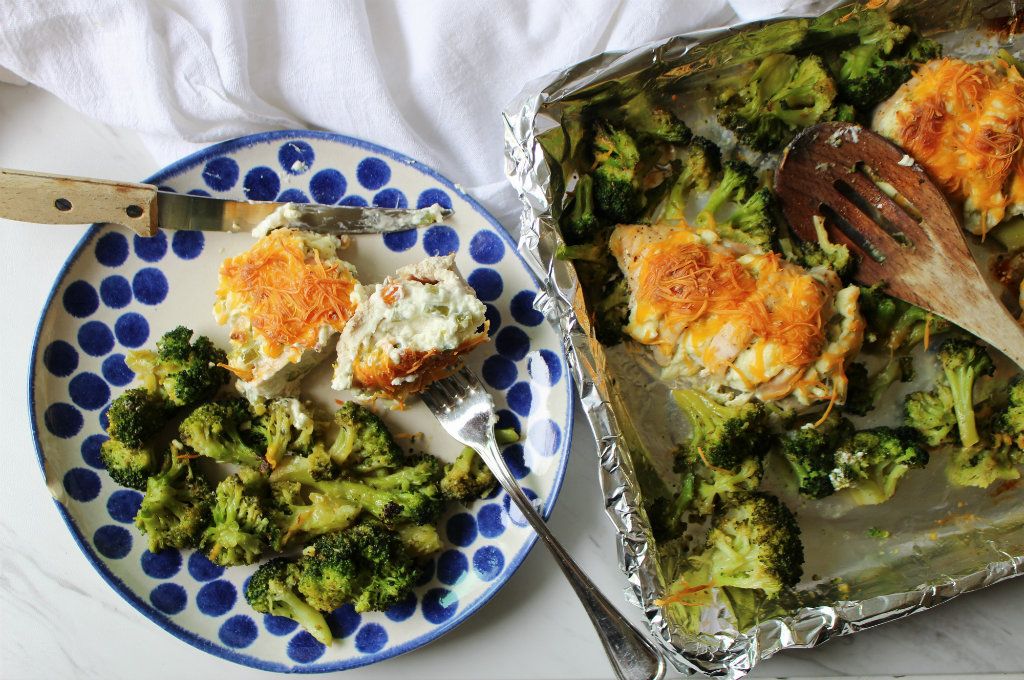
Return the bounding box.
[0,167,452,237]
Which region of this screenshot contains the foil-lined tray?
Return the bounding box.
[503,2,1024,677]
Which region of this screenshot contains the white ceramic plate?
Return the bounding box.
[29,131,573,672]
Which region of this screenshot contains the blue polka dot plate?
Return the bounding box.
[29,131,573,672]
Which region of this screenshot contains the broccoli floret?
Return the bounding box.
[99,437,168,491]
[833,16,941,110]
[593,273,631,347]
[439,441,505,504]
[945,431,1021,489]
[697,159,759,227]
[202,470,278,567]
[778,412,855,499]
[619,91,693,145]
[903,385,957,447]
[134,453,212,553]
[298,519,423,614]
[795,214,855,279]
[937,338,995,448]
[273,451,445,529]
[843,355,915,416]
[829,426,928,505]
[684,492,804,597]
[248,397,318,469]
[245,557,333,646]
[995,377,1024,449]
[125,326,229,407]
[858,284,952,354]
[692,457,765,515]
[178,399,267,470]
[561,173,600,246]
[646,475,696,543]
[319,402,405,475]
[716,53,837,152]
[672,389,771,471]
[658,136,722,223]
[105,387,173,448]
[554,240,608,263]
[394,523,443,560]
[715,186,779,252]
[591,124,647,224]
[271,480,362,550]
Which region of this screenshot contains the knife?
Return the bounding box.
[0,167,452,237]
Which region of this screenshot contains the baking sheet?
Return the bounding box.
[503,1,1024,676]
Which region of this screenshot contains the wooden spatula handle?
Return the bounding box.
[0,168,158,236]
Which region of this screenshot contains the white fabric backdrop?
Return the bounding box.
[0,0,826,224]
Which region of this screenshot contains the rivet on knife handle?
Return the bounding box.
[0,168,159,237]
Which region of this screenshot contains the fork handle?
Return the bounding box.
[482,438,666,680]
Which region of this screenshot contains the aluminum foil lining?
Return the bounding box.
[502,2,1024,677]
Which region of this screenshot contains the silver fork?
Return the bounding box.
[421,367,665,680]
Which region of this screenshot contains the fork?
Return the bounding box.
[421,367,665,680]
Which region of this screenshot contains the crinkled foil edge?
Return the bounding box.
[502,3,1024,678]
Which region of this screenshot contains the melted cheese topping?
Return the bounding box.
[873,57,1024,235]
[216,228,360,359]
[610,223,864,404]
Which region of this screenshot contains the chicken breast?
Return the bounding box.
[873,57,1024,235]
[609,222,864,405]
[214,228,363,401]
[332,254,488,407]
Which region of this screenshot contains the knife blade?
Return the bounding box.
[0,167,452,237]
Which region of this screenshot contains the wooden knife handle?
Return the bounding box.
[0,168,158,237]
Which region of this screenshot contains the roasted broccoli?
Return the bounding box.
[945,431,1022,489]
[843,355,915,416]
[935,338,995,448]
[561,173,600,246]
[178,399,267,470]
[995,376,1024,449]
[903,384,957,447]
[316,402,405,475]
[777,412,855,499]
[716,53,837,152]
[272,481,363,549]
[245,557,333,646]
[99,437,168,491]
[298,519,424,614]
[593,274,631,347]
[202,469,278,567]
[831,15,941,110]
[657,136,722,223]
[125,325,229,408]
[714,186,780,252]
[697,159,759,227]
[248,397,319,469]
[681,492,804,597]
[858,284,953,354]
[104,387,173,448]
[134,452,212,553]
[672,389,771,471]
[828,426,928,505]
[439,429,516,503]
[591,124,647,224]
[618,91,693,145]
[794,214,855,280]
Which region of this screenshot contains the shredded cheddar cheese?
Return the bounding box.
[216,229,359,358]
[873,57,1024,235]
[610,222,861,404]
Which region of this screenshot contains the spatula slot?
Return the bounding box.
[818,203,887,263]
[833,169,913,248]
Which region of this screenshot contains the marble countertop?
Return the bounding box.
[2,81,1023,680]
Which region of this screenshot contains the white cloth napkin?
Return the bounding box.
[0,0,825,225]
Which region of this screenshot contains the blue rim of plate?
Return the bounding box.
[27,129,574,672]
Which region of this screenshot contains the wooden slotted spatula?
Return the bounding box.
[773,121,1024,369]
